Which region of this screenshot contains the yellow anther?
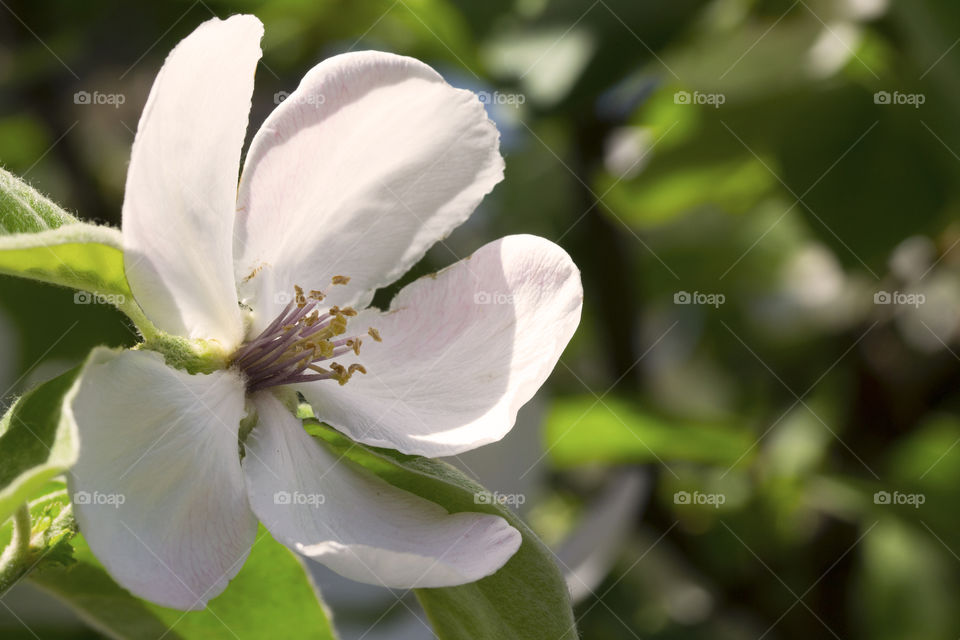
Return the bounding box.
[329,362,349,385]
[243,264,263,282]
[332,275,351,285]
[330,315,348,335]
[340,307,358,317]
[309,289,326,301]
[367,328,381,342]
[317,340,334,358]
[294,285,307,308]
[325,361,366,385]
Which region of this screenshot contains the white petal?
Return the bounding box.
[243,393,520,588]
[123,15,263,349]
[67,348,256,610]
[297,234,583,457]
[235,51,504,333]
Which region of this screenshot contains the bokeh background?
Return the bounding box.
[3,0,960,638]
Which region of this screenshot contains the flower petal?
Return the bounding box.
[243,392,521,588]
[67,348,256,610]
[297,234,582,457]
[234,51,504,333]
[122,15,263,348]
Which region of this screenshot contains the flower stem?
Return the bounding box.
[0,504,33,596]
[12,505,30,559]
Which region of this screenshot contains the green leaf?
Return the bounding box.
[854,518,957,640]
[0,224,159,337]
[30,526,338,640]
[0,368,79,526]
[0,486,77,573]
[0,167,157,336]
[545,395,755,468]
[603,154,776,226]
[0,224,126,302]
[0,166,77,234]
[306,421,577,640]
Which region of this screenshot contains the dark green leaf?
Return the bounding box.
[307,421,577,640]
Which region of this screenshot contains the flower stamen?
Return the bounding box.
[232,284,375,392]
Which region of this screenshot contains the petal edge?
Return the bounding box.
[123,15,263,348]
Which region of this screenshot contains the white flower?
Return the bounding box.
[66,15,582,610]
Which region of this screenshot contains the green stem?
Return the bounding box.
[12,505,29,560]
[0,504,33,595]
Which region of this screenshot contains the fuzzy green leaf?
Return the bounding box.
[0,369,79,526]
[0,166,77,234]
[0,168,156,335]
[0,485,77,595]
[0,223,137,306]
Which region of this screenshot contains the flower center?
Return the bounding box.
[231,279,380,393]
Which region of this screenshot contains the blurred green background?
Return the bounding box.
[3,0,960,638]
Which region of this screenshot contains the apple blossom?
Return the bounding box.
[66,14,582,610]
